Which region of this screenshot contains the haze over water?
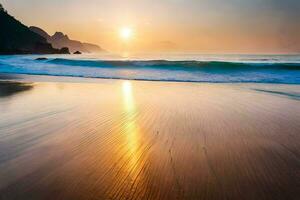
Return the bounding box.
[2,0,300,54]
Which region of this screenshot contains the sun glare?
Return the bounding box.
[120,27,133,41]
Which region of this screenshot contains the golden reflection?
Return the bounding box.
[122,81,134,112]
[122,81,139,168]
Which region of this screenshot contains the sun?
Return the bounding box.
[120,27,133,41]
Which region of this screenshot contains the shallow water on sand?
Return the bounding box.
[0,79,299,200]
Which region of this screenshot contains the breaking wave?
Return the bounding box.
[48,58,300,71]
[0,56,300,84]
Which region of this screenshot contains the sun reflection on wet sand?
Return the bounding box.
[122,81,135,112]
[122,81,140,169]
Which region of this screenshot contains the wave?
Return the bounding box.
[48,58,300,71]
[0,56,300,84]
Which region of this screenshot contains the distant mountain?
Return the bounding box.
[30,26,104,53]
[0,4,69,55]
[28,26,51,41]
[82,43,103,52]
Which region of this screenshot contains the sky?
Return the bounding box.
[2,0,300,54]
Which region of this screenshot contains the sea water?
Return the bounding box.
[0,53,299,84]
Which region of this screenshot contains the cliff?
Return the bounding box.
[0,4,70,55]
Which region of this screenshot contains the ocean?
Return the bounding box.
[0,53,299,84]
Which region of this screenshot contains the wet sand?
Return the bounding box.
[0,76,299,200]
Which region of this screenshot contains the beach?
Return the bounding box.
[0,75,299,200]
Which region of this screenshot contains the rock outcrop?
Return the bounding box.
[74,51,82,54]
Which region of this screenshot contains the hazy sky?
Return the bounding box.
[2,0,300,53]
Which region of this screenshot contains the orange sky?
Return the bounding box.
[2,0,300,54]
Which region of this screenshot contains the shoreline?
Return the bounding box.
[1,73,300,86]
